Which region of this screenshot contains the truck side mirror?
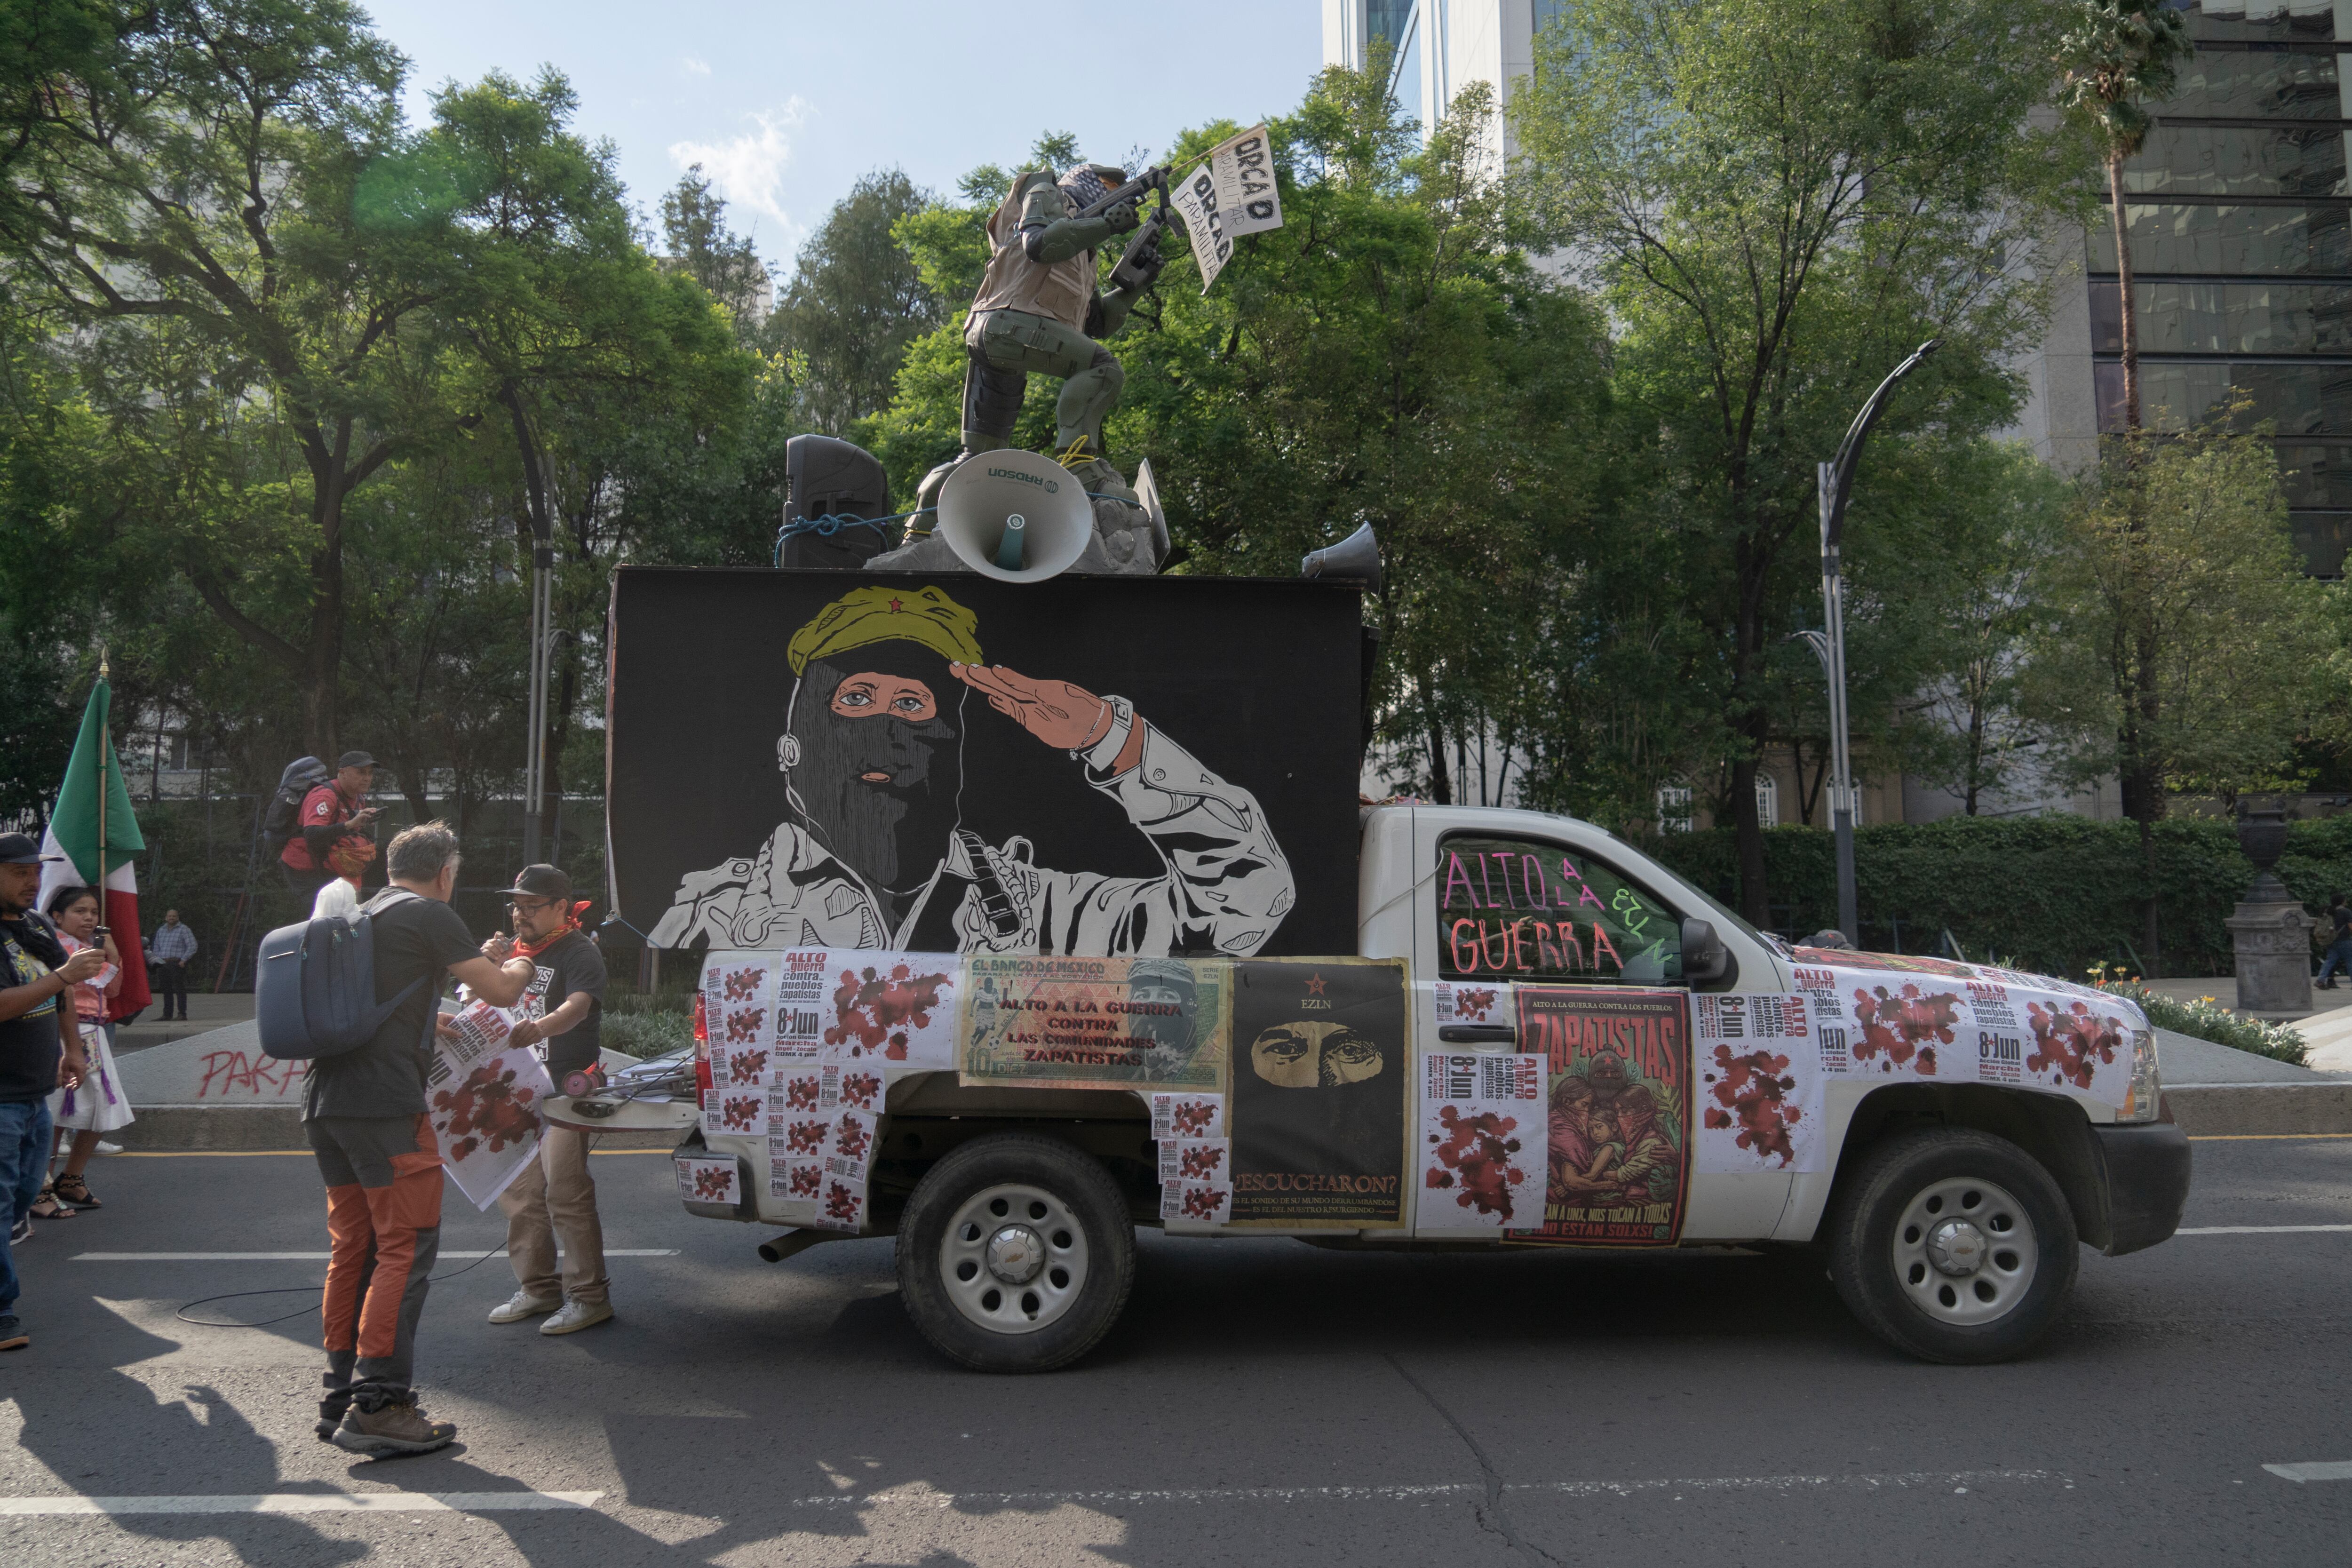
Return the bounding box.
[1681,916,1730,984]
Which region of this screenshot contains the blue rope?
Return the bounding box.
[773,509,931,565]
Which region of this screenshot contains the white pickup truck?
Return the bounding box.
[557,802,2189,1374]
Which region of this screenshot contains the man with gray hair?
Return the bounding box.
[306,821,533,1458]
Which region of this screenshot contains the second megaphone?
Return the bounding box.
[936,450,1096,583]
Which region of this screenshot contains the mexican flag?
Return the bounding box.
[38,675,152,1021]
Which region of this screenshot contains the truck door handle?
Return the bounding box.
[1438,1025,1517,1043]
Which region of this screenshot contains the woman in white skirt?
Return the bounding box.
[37,884,132,1216]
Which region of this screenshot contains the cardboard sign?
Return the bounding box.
[1227,958,1410,1227]
[609,573,1361,960]
[1170,163,1234,292]
[1209,124,1283,238]
[1510,987,1690,1246]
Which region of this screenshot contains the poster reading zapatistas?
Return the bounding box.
[1510,987,1690,1246]
[1227,958,1409,1227]
[958,955,1227,1091]
[428,1001,555,1210]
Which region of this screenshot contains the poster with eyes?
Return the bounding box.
[1506,986,1691,1247]
[1226,957,1410,1227]
[606,570,1364,962]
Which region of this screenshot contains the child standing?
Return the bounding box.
[37,886,132,1216]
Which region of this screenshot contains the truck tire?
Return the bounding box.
[1826,1126,2078,1365]
[895,1132,1136,1373]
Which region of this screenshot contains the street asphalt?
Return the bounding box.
[2,1133,2348,1567]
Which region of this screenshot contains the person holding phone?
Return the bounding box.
[0,833,96,1351]
[280,750,383,906]
[35,885,131,1216]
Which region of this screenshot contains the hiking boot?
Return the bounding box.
[0,1315,25,1352]
[331,1401,456,1457]
[539,1299,613,1336]
[487,1289,562,1324]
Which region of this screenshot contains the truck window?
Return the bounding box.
[1436,835,1684,984]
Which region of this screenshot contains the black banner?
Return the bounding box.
[1228,958,1409,1226]
[607,569,1362,959]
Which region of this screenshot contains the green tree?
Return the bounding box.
[1514,0,2084,922]
[660,164,770,333]
[771,168,945,437]
[2055,0,2191,435]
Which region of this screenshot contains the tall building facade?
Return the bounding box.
[1321,0,1554,159]
[2017,0,2352,577]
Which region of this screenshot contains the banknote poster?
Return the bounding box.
[427,1003,556,1211]
[959,955,1228,1092]
[1692,993,1821,1174]
[1510,986,1690,1246]
[1227,958,1410,1227]
[1417,1051,1545,1229]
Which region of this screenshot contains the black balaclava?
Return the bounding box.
[785,646,966,907]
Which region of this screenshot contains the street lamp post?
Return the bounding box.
[1811,338,1941,946]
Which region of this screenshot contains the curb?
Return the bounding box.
[2165,1082,2352,1137]
[116,1107,678,1153]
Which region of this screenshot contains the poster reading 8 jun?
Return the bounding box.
[1691,993,1822,1174]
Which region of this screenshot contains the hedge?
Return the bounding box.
[1644,814,2352,979]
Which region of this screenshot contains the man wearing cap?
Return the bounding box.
[649,584,1294,958]
[0,833,99,1351]
[480,865,614,1335]
[281,752,382,904]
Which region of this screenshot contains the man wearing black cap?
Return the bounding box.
[483,865,614,1336]
[280,751,382,905]
[0,833,100,1352]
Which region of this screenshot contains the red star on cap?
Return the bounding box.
[1305,972,1327,995]
[888,597,903,613]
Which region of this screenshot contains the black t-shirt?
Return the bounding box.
[2333,904,2351,939]
[517,929,606,1080]
[0,913,67,1104]
[303,891,479,1121]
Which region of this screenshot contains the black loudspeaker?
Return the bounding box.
[779,435,890,570]
[1300,522,1383,596]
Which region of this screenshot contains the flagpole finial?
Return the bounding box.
[98,647,109,680]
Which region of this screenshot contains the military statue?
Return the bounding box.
[913,163,1172,513]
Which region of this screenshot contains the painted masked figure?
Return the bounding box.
[649,586,1293,957]
[913,163,1166,515]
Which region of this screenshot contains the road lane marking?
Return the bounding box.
[118,1148,673,1158]
[2265,1462,2352,1483]
[765,1468,2067,1509]
[2188,1132,2352,1142]
[2174,1225,2352,1235]
[71,1250,679,1261]
[0,1491,602,1515]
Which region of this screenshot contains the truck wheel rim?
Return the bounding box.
[938,1183,1089,1337]
[1891,1175,2037,1327]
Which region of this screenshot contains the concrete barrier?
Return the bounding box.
[2165,1082,2352,1137]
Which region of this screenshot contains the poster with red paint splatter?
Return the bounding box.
[812,1174,867,1232]
[675,1155,740,1208]
[1508,987,1690,1247]
[1692,993,1820,1173]
[821,951,959,1066]
[1417,1052,1545,1229]
[1433,981,1512,1027]
[958,954,1229,1091]
[770,1154,824,1204]
[2021,993,2133,1098]
[1836,972,1973,1079]
[428,1007,555,1210]
[1150,1091,1224,1140]
[1160,1180,1233,1224]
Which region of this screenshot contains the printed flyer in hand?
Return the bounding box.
[428,999,555,1210]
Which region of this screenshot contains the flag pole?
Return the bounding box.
[95,649,109,893]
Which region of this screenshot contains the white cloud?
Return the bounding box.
[681,56,710,75]
[668,98,810,229]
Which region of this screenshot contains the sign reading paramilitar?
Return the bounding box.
[607,571,1361,961]
[1510,986,1691,1247]
[1227,958,1409,1227]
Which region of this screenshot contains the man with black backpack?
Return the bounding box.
[273,752,382,906]
[305,820,531,1458]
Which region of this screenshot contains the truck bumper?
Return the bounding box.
[2090,1119,2192,1257]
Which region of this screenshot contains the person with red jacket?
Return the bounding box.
[281,752,382,905]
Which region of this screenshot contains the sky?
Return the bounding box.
[360,0,1325,269]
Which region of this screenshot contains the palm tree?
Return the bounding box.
[2056,1,2193,433]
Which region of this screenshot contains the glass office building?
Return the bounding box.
[2093,0,2352,575]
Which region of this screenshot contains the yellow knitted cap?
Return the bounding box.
[785,585,983,677]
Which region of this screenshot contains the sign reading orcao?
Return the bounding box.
[957,955,1227,1092]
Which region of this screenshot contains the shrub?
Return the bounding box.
[2090,974,2309,1065]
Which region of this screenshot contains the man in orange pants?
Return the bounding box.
[306,822,532,1457]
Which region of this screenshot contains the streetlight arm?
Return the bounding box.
[1822,338,1942,556]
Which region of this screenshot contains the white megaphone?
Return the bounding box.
[937,449,1096,583]
[1300,522,1383,595]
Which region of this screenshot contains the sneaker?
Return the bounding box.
[539,1298,614,1336]
[330,1401,456,1457]
[487,1289,562,1324]
[9,1217,29,1247]
[94,1140,123,1156]
[0,1315,24,1352]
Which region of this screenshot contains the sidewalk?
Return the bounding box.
[113,991,254,1054]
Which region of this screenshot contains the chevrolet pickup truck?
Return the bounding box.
[556,802,2191,1375]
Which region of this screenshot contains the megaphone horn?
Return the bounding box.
[1301,523,1383,596]
[938,449,1096,583]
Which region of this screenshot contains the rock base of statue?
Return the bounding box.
[2227,875,2314,1017]
[871,493,1162,577]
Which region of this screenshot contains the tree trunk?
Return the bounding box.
[1731,536,1771,927]
[2108,149,2141,435]
[301,430,353,761]
[1422,680,1453,805]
